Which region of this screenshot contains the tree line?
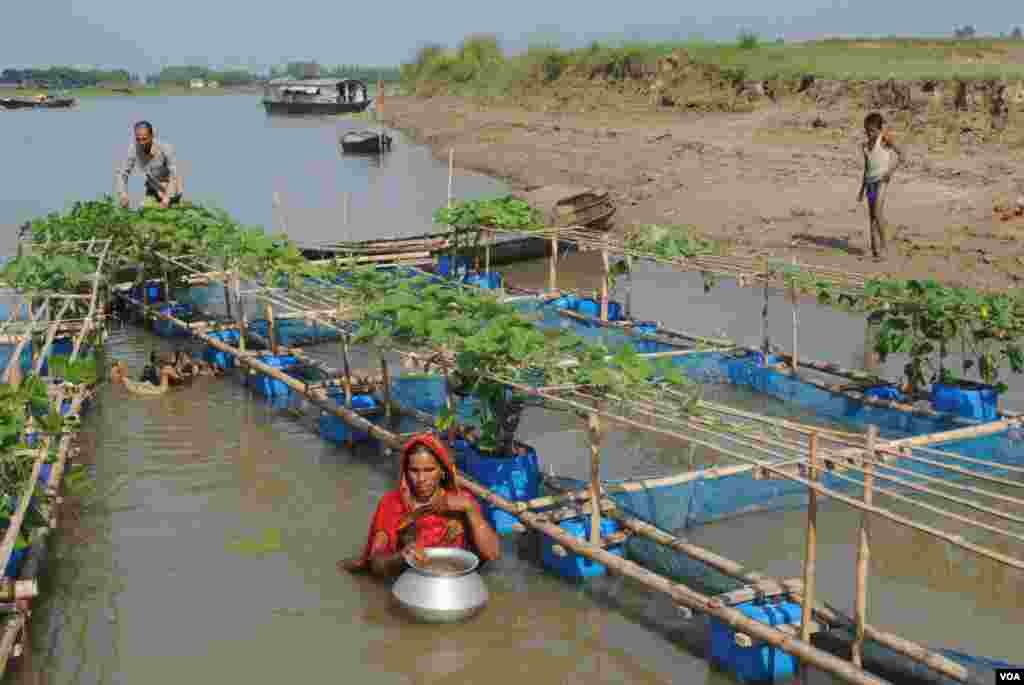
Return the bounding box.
[1,66,137,86]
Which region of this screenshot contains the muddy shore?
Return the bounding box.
[382,94,1024,291]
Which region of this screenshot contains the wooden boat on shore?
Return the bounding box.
[516,185,616,233]
[262,78,372,116]
[340,129,392,154]
[0,96,76,110]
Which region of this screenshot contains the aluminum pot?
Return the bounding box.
[392,547,488,623]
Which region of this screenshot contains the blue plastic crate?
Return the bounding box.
[203,330,240,369]
[154,303,193,337]
[462,443,540,534]
[930,382,998,422]
[541,515,624,579]
[319,393,379,445]
[709,599,802,683]
[248,355,300,398]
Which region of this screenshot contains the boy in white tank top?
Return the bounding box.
[856,112,904,260]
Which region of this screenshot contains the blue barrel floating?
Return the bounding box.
[3,539,29,579]
[130,280,166,304]
[463,271,503,290]
[541,515,625,579]
[0,340,33,376]
[863,384,906,403]
[436,255,472,278]
[391,374,448,416]
[319,392,379,445]
[40,337,77,376]
[248,355,300,398]
[462,443,540,534]
[930,382,999,422]
[709,598,802,682]
[203,330,240,369]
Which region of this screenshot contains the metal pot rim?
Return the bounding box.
[408,547,480,578]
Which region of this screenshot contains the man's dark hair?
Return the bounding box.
[864,112,884,129]
[134,120,154,134]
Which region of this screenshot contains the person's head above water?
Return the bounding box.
[401,434,456,503]
[134,120,155,151]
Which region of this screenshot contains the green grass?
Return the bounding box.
[399,36,1024,96]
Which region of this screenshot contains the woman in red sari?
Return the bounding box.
[340,433,500,577]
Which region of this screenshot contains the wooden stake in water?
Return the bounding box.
[588,412,603,545]
[343,192,350,227]
[340,333,355,449]
[800,432,820,684]
[265,303,277,355]
[853,425,877,667]
[625,256,633,320]
[761,280,770,365]
[234,273,246,355]
[447,149,454,209]
[380,353,392,426]
[791,257,799,375]
[600,239,611,322]
[548,228,559,292]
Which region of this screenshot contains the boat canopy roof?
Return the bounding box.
[268,78,367,88]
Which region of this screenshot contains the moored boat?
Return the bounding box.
[262,78,372,115]
[339,129,392,154]
[0,96,77,110]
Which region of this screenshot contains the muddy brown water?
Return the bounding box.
[2,96,1022,683]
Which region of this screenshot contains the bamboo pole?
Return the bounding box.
[600,242,610,322]
[625,256,633,320]
[0,613,25,679]
[799,432,820,684]
[3,301,47,385]
[853,426,877,667]
[588,413,603,544]
[381,354,392,426]
[265,303,278,354]
[791,258,799,375]
[549,227,558,292]
[761,280,770,365]
[340,333,355,448]
[0,438,48,583]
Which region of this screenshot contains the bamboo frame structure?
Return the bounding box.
[117,249,1023,685]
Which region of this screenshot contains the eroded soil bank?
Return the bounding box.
[381,55,1024,291]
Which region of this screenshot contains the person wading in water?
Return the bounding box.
[856,112,905,261]
[339,433,500,577]
[115,121,184,209]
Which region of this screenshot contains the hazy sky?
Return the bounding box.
[2,0,1019,74]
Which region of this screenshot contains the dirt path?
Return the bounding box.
[383,96,1024,291]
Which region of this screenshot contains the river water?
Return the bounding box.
[2,96,1021,684]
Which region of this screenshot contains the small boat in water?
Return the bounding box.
[0,95,77,110]
[262,78,372,116]
[340,129,393,154]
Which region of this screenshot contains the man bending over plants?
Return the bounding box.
[115,120,184,209]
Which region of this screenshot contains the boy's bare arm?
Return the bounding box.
[883,132,905,180]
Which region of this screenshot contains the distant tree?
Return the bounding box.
[954,25,977,39]
[737,30,760,49]
[1012,26,1023,40]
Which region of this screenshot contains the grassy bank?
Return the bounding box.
[400,36,1024,97]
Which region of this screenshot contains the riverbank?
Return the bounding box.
[381,93,1024,292]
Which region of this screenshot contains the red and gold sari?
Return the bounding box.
[344,433,482,571]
